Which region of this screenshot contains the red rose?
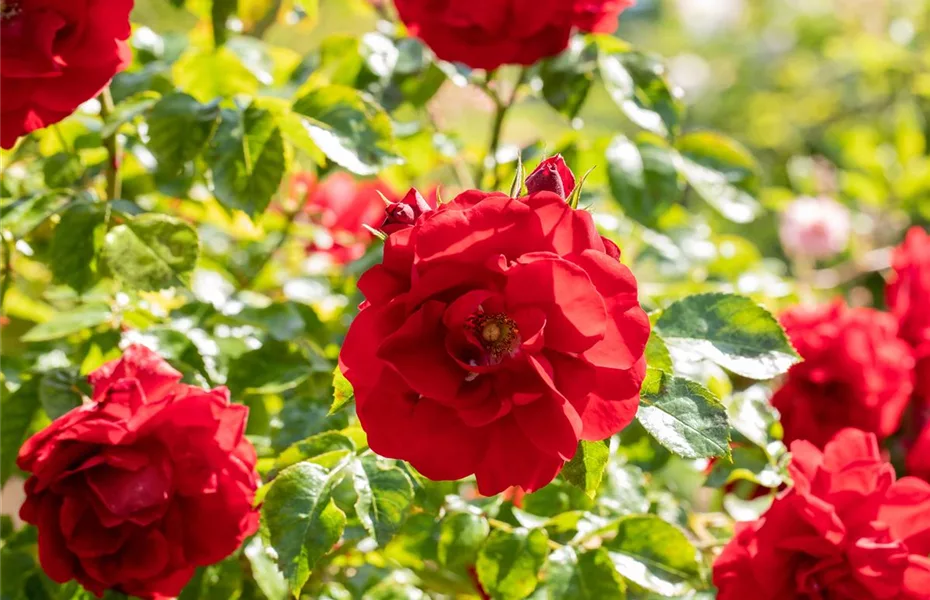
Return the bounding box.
[886,226,930,406]
[772,301,914,448]
[17,345,260,599]
[525,155,576,199]
[572,0,636,33]
[0,0,133,149]
[294,172,397,264]
[908,422,930,482]
[713,429,930,600]
[339,184,650,495]
[394,0,633,71]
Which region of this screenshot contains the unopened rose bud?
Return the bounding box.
[778,196,851,260]
[382,188,433,234]
[526,155,576,199]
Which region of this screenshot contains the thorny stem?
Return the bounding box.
[486,517,563,552]
[241,199,304,290]
[98,87,122,201]
[0,234,13,314]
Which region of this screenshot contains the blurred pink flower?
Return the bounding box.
[778,196,851,260]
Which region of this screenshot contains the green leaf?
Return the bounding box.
[146,93,221,176]
[476,528,551,600]
[208,104,288,217]
[541,547,627,599]
[539,40,598,119]
[351,454,415,546]
[22,304,111,342]
[243,537,289,600]
[606,134,681,227]
[1,379,40,485]
[330,366,354,416]
[655,293,800,379]
[172,47,260,103]
[292,85,401,176]
[437,512,490,570]
[603,515,700,597]
[38,367,84,420]
[42,153,84,189]
[637,369,730,459]
[0,193,70,238]
[597,42,682,136]
[273,431,356,474]
[226,340,320,396]
[49,203,105,293]
[560,439,609,499]
[261,462,348,595]
[103,214,200,291]
[645,332,673,373]
[676,131,762,224]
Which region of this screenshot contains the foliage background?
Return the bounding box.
[1,0,928,598]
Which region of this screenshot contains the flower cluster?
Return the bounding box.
[339,156,650,495]
[0,0,134,148]
[393,0,635,70]
[17,345,260,599]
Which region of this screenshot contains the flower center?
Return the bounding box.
[0,1,21,21]
[468,312,519,360]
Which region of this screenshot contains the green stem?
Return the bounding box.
[98,87,122,201]
[486,517,562,551]
[475,68,527,190]
[242,202,303,290]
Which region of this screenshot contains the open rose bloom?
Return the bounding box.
[340,159,650,495]
[0,0,134,148]
[17,345,259,599]
[714,429,930,599]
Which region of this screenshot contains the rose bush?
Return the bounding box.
[16,345,259,599]
[339,161,650,495]
[771,301,914,448]
[393,0,634,70]
[0,0,133,148]
[713,428,930,599]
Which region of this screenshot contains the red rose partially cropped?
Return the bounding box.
[713,429,930,600]
[293,172,397,265]
[772,301,914,448]
[909,422,930,482]
[339,183,650,495]
[0,0,133,149]
[886,226,930,407]
[394,0,634,71]
[17,345,260,599]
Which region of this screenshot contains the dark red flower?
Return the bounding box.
[908,422,930,483]
[17,345,260,599]
[772,301,914,448]
[339,184,650,495]
[713,429,930,600]
[0,0,133,149]
[382,188,435,234]
[293,172,397,265]
[526,155,576,199]
[886,226,930,407]
[394,0,634,71]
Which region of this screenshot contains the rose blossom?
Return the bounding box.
[339,165,650,495]
[713,428,930,599]
[17,345,260,599]
[772,301,914,448]
[886,226,930,407]
[908,422,930,483]
[778,196,851,260]
[525,155,576,199]
[382,188,435,234]
[0,0,134,148]
[393,0,635,71]
[292,172,397,265]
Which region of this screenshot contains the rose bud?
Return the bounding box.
[525,155,577,199]
[382,188,434,234]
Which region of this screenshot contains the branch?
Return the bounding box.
[98,87,122,201]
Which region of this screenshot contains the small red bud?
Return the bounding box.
[525,155,576,199]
